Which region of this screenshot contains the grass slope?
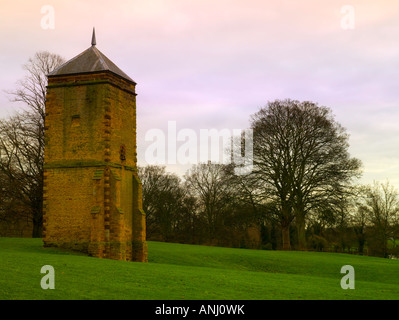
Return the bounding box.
[0,237,398,300]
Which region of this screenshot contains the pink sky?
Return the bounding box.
[1,0,399,187]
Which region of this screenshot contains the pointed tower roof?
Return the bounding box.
[48,29,135,84]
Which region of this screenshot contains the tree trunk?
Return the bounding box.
[358,234,365,255]
[32,208,43,238]
[296,214,306,250]
[358,239,364,255]
[281,225,291,250]
[32,220,42,238]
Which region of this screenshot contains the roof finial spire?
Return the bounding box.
[91,27,96,46]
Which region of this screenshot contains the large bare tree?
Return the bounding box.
[250,99,362,250]
[0,51,64,237]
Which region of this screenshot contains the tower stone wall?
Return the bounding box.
[42,60,147,261]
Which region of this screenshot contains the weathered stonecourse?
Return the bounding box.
[42,29,147,262]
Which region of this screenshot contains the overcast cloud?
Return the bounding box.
[0,0,398,187]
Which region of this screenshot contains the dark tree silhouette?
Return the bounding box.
[0,51,64,237]
[250,99,362,250]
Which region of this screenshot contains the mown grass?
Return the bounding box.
[0,237,398,300]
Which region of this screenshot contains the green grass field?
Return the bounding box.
[1,237,399,300]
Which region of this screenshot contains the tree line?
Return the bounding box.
[139,84,399,258]
[1,52,398,258]
[140,167,399,259]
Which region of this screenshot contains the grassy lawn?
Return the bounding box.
[0,237,399,300]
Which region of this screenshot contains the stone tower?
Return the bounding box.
[42,29,147,262]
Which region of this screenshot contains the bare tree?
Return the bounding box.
[8,51,65,121]
[361,181,399,258]
[139,165,193,241]
[250,99,361,250]
[0,51,64,237]
[184,162,234,242]
[347,185,369,255]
